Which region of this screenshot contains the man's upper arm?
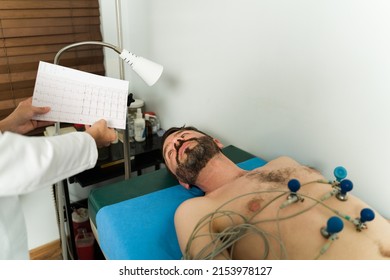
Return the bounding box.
[174,198,229,259]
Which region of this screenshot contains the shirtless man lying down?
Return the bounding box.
[161,126,390,260]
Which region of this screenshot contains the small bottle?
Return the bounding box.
[127,113,135,142]
[144,114,153,139]
[75,228,95,260]
[134,108,145,142]
[153,114,161,133]
[145,112,160,134]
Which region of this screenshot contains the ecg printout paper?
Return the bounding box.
[32,61,129,130]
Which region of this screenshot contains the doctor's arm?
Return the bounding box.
[0,95,117,196]
[0,124,115,196]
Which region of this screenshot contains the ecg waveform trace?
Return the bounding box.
[32,61,129,130]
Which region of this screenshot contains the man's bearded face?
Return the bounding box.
[174,136,220,185]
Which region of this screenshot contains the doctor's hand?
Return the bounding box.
[85,119,118,148]
[0,97,53,134]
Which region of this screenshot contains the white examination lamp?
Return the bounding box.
[119,49,163,86]
[53,41,162,260]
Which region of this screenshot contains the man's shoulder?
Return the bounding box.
[261,156,301,169]
[176,196,208,211]
[175,196,214,220]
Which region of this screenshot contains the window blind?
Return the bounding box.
[0,0,105,120]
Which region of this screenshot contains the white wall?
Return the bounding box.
[100,0,390,218]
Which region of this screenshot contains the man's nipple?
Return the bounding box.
[247,198,262,212]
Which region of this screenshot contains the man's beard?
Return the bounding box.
[175,136,220,185]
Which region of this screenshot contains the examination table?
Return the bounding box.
[88,145,267,260]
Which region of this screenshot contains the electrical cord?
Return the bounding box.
[182,178,364,260]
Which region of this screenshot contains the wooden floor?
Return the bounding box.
[29,239,63,260]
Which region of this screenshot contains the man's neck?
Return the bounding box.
[195,153,244,193]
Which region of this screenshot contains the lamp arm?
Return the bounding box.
[54,41,122,64]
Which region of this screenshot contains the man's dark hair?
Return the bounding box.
[161,125,206,150]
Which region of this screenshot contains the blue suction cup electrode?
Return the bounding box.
[354,208,375,231]
[336,179,353,201]
[321,216,344,238]
[339,179,353,194]
[287,179,301,193]
[280,179,303,209]
[334,166,347,181]
[360,208,375,223]
[327,216,344,234]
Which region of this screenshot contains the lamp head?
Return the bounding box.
[120,49,163,86]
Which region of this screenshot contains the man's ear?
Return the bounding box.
[179,180,191,189]
[213,138,224,149]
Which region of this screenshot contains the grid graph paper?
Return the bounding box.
[32,61,129,130]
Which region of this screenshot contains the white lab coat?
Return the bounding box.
[0,131,98,259]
